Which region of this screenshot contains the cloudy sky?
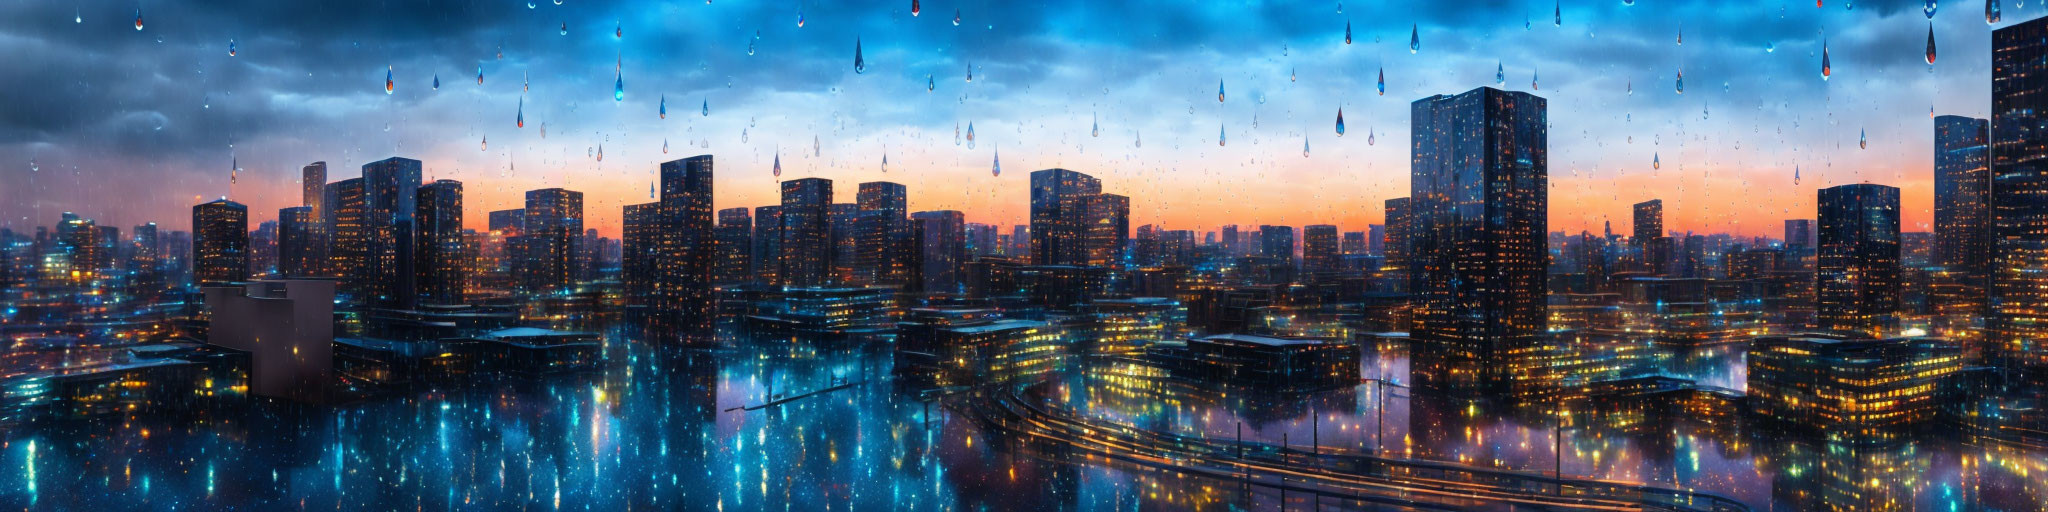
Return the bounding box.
[0,0,2011,238]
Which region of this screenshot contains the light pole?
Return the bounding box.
[1366,378,1409,457]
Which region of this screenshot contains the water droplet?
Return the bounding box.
[1554,1,1562,26]
[561,22,568,36]
[1676,26,1683,45]
[74,7,81,23]
[614,71,624,102]
[966,61,973,82]
[662,139,669,154]
[1345,21,1353,44]
[1627,80,1633,95]
[1218,80,1226,102]
[1531,68,1539,90]
[385,66,395,94]
[1926,0,1939,18]
[615,22,622,39]
[477,63,485,85]
[481,135,488,151]
[1303,137,1311,157]
[1860,128,1868,149]
[1495,62,1505,85]
[955,123,962,145]
[1675,70,1684,94]
[1091,114,1100,137]
[797,10,806,27]
[1988,0,2002,23]
[1821,39,1832,80]
[433,74,440,90]
[228,40,237,57]
[928,74,936,92]
[853,37,866,74]
[954,9,962,26]
[748,39,756,56]
[1376,67,1385,95]
[1218,124,1227,146]
[702,99,709,116]
[1926,23,1938,65]
[742,129,749,143]
[773,152,783,177]
[992,147,1001,176]
[911,0,921,17]
[1368,128,1375,145]
[517,97,525,128]
[1653,152,1661,170]
[134,8,143,31]
[1409,24,1420,53]
[523,71,529,93]
[1335,108,1345,136]
[28,159,36,172]
[1135,131,1142,148]
[660,96,667,119]
[1291,67,1297,82]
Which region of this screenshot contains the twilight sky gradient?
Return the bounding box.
[0,0,2011,238]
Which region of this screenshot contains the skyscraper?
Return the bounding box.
[278,206,316,278]
[622,202,660,303]
[130,223,162,296]
[1409,87,1548,391]
[856,182,911,285]
[414,179,465,305]
[1342,231,1367,255]
[1784,219,1814,249]
[362,157,422,307]
[1816,184,1901,337]
[521,188,583,294]
[753,206,784,285]
[1029,168,1102,266]
[911,210,966,293]
[656,156,716,337]
[779,178,833,287]
[1935,115,1992,281]
[1084,193,1130,268]
[1368,224,1385,256]
[829,203,860,284]
[1632,199,1663,243]
[324,178,367,297]
[300,161,328,276]
[1992,17,2048,373]
[193,199,249,286]
[1259,225,1294,265]
[1383,198,1412,276]
[1303,225,1340,272]
[714,207,752,284]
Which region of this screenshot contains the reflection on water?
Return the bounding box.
[1,330,2044,511]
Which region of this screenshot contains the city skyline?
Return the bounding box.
[0,1,2003,237]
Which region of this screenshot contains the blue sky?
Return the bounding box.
[0,0,2012,236]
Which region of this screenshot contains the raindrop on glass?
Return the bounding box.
[385,66,395,94]
[1926,23,1938,64]
[1821,39,1832,80]
[228,40,237,57]
[853,38,866,74]
[1988,0,2002,24]
[1409,24,1420,53]
[1335,108,1346,136]
[134,8,143,31]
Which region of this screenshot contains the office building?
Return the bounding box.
[622,202,660,303]
[1029,168,1103,266]
[520,188,583,294]
[1303,225,1340,272]
[856,182,911,285]
[1409,87,1548,391]
[277,207,316,278]
[714,207,752,284]
[753,206,784,285]
[1816,184,1901,337]
[192,199,248,286]
[414,179,465,305]
[362,157,422,307]
[1084,193,1129,268]
[1935,115,1992,307]
[1748,334,1964,434]
[911,210,966,293]
[655,156,716,336]
[779,178,833,287]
